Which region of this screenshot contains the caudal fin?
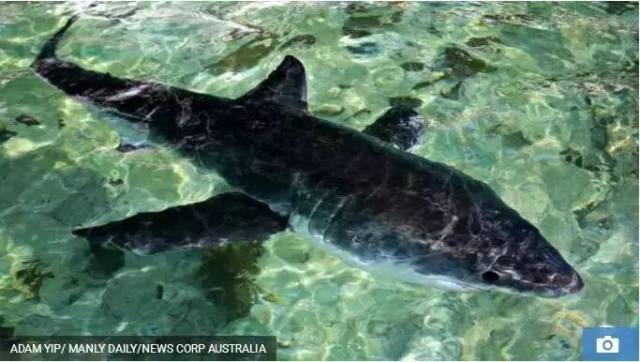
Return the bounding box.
[32,15,80,69]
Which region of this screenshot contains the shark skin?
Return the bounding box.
[34,16,583,298]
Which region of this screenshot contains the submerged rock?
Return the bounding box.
[0,125,17,143]
[13,259,54,299]
[465,36,502,47]
[603,1,638,15]
[560,148,584,168]
[345,42,380,56]
[342,15,381,38]
[435,47,496,80]
[15,114,41,126]
[342,3,404,38]
[400,62,425,72]
[389,96,423,108]
[279,34,316,49]
[412,80,434,90]
[487,124,532,149]
[482,13,533,24]
[206,35,279,75]
[501,130,531,149]
[440,81,463,100]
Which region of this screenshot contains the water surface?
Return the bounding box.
[0,2,638,360]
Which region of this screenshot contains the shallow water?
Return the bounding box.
[0,1,638,360]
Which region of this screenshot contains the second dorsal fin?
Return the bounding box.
[363,105,426,151]
[239,55,308,110]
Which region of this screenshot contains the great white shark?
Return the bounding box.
[32,16,583,297]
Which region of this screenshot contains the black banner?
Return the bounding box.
[0,336,276,361]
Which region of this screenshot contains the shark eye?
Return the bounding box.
[482,270,500,283]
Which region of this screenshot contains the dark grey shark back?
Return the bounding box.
[34,16,583,298]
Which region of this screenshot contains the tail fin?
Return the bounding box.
[32,15,79,68]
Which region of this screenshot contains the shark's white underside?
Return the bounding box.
[288,212,486,293]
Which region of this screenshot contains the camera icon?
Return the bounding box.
[596,336,620,354]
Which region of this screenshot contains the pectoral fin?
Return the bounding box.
[73,192,288,254]
[363,105,426,151]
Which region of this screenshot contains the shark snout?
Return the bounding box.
[486,244,584,297]
[533,248,584,297]
[550,269,584,295]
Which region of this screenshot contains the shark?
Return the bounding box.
[32,16,583,297]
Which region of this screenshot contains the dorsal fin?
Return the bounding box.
[240,55,308,109]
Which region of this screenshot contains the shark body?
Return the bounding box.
[33,16,583,297]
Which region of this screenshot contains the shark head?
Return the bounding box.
[407,204,584,298]
[382,166,586,298]
[469,213,584,297]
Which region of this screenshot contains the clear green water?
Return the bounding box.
[0,1,638,360]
